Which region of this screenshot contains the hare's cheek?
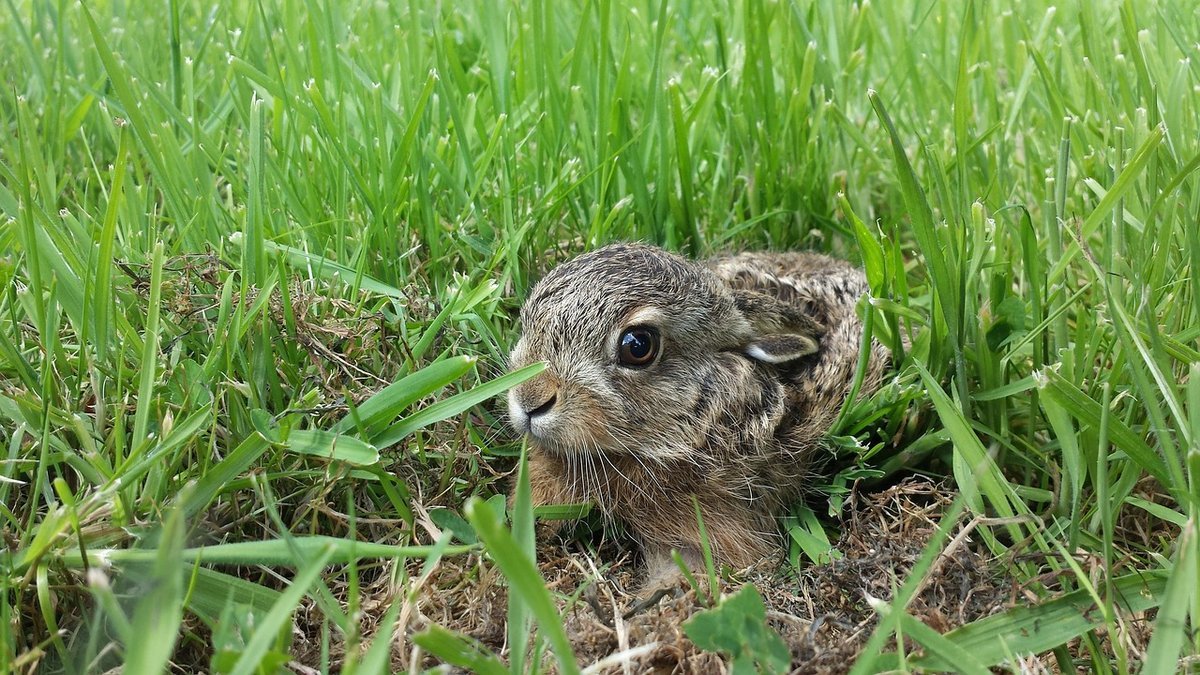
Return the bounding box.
[506,341,527,370]
[546,386,628,450]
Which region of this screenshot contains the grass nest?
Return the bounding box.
[314,477,1018,673]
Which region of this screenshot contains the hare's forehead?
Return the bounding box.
[521,288,656,336]
[517,246,728,344]
[524,263,690,321]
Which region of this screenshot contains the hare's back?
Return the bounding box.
[707,251,855,284]
[706,251,867,320]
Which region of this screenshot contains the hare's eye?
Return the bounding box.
[618,326,660,368]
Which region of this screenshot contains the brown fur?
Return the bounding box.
[508,243,890,577]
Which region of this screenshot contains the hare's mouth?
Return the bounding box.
[511,410,579,455]
[516,420,611,457]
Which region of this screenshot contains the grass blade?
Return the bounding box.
[121,502,187,675]
[174,432,271,519]
[282,430,379,466]
[914,362,1022,529]
[1142,520,1197,672]
[912,571,1166,670]
[352,601,403,675]
[184,567,282,624]
[894,612,990,675]
[465,495,580,675]
[1037,367,1171,488]
[412,624,508,675]
[130,242,165,454]
[868,91,960,347]
[508,444,536,673]
[62,535,473,569]
[1080,123,1165,237]
[227,544,334,675]
[331,356,476,435]
[373,362,545,449]
[256,237,407,299]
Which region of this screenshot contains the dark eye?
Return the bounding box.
[618,326,660,368]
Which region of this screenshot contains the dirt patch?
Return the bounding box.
[381,477,1017,673]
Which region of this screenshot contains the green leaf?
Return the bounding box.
[256,238,408,298]
[1080,123,1165,237]
[1040,390,1083,519]
[428,508,477,545]
[869,90,960,345]
[914,361,1023,529]
[1036,367,1170,487]
[412,624,508,675]
[532,503,593,521]
[130,242,165,455]
[174,432,272,518]
[122,502,187,675]
[684,585,790,674]
[226,544,335,675]
[787,505,839,565]
[184,567,281,624]
[508,445,536,674]
[895,613,990,675]
[842,193,886,294]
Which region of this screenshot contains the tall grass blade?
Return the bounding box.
[373,362,545,449]
[911,572,1166,670]
[465,496,580,675]
[227,544,334,675]
[331,356,476,435]
[1142,520,1197,673]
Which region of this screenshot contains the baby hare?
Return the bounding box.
[507,243,889,581]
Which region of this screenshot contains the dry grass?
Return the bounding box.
[281,479,1014,673]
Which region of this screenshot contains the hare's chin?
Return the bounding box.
[522,434,571,456]
[524,434,641,459]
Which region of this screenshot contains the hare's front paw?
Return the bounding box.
[641,544,702,593]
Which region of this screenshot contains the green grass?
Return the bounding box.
[1,0,1198,671]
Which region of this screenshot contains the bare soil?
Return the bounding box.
[387,477,1018,673]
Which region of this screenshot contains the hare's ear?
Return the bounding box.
[732,289,822,364]
[744,334,819,363]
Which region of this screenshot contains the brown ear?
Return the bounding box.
[732,289,823,364]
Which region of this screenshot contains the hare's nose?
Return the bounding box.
[523,393,557,418]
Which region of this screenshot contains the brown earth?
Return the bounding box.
[371,478,1023,674]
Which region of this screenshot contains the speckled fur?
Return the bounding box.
[507,243,890,576]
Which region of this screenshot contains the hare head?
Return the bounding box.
[507,243,825,464]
